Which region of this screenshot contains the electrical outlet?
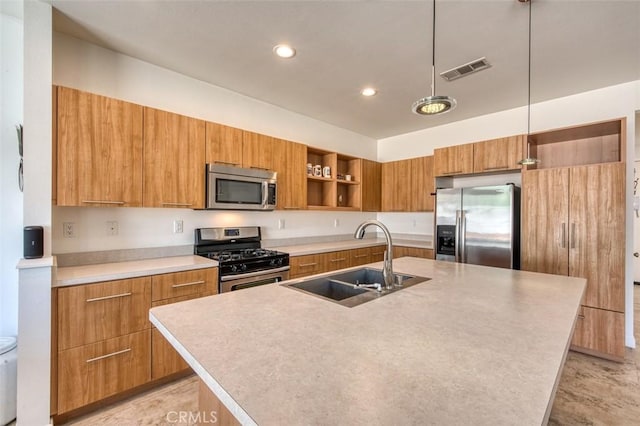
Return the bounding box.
[278,219,285,230]
[334,219,340,228]
[106,221,119,236]
[173,219,184,234]
[63,222,75,238]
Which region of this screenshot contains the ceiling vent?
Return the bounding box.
[440,57,491,81]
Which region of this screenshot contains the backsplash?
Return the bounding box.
[52,206,379,254]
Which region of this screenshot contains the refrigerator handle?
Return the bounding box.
[460,211,467,263]
[455,210,461,262]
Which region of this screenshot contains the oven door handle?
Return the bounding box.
[220,266,291,281]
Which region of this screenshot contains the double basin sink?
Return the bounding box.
[283,267,431,308]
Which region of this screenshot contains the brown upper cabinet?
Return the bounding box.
[361,160,382,212]
[205,122,243,167]
[473,135,524,173]
[55,86,144,207]
[143,107,206,209]
[242,131,274,170]
[527,119,625,169]
[433,143,474,177]
[273,138,307,210]
[381,156,434,212]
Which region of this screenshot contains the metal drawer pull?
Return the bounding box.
[443,170,462,175]
[171,280,205,288]
[561,223,566,248]
[283,207,299,210]
[214,161,239,166]
[354,254,368,258]
[86,292,132,303]
[162,202,193,207]
[577,314,585,319]
[571,223,576,249]
[299,262,318,267]
[330,258,346,262]
[82,200,125,205]
[86,348,131,363]
[483,166,508,171]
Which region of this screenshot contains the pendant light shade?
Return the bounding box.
[412,0,456,116]
[518,0,539,165]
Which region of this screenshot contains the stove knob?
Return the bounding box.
[276,258,284,266]
[241,264,248,272]
[230,265,238,273]
[270,259,276,266]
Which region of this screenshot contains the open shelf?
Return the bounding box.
[527,118,624,170]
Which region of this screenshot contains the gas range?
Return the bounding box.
[194,227,290,292]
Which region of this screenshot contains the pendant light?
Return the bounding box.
[518,0,539,165]
[412,0,456,115]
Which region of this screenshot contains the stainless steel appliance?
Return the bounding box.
[194,227,289,293]
[205,164,277,210]
[435,184,520,269]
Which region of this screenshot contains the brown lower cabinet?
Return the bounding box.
[393,247,434,260]
[571,306,625,360]
[52,267,218,418]
[57,330,151,413]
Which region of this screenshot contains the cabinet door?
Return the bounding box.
[205,121,243,166]
[361,160,381,212]
[242,131,274,170]
[433,144,474,176]
[521,168,570,275]
[151,328,190,380]
[273,139,307,210]
[569,163,625,312]
[410,156,435,212]
[370,246,387,262]
[57,329,151,414]
[381,160,410,211]
[571,306,625,360]
[143,108,206,208]
[473,135,524,173]
[56,86,143,207]
[57,277,151,351]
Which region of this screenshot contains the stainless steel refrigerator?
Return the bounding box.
[435,184,520,269]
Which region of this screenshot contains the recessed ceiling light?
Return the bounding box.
[273,44,296,59]
[361,87,377,97]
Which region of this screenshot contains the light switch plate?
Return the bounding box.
[173,219,184,234]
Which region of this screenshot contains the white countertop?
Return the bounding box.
[150,258,585,425]
[268,237,432,256]
[54,255,218,287]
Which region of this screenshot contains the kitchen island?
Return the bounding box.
[149,257,585,425]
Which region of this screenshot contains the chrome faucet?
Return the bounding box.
[354,220,395,290]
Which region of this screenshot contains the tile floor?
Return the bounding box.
[58,288,640,425]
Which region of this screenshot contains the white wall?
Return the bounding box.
[379,81,639,349]
[0,12,23,336]
[51,33,379,254]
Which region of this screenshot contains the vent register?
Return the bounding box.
[440,57,491,81]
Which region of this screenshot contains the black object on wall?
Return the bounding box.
[24,226,43,259]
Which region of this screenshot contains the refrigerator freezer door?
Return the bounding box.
[462,185,516,268]
[435,188,462,261]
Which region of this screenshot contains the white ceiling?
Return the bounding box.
[50,0,640,139]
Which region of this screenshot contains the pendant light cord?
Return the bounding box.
[431,0,437,97]
[527,0,532,138]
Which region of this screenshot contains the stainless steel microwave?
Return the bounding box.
[206,164,277,210]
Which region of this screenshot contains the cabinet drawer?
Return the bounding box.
[151,328,190,380]
[325,250,351,271]
[370,246,387,262]
[58,277,151,351]
[571,306,624,360]
[394,246,434,259]
[151,268,217,302]
[57,329,151,414]
[350,248,371,266]
[290,254,326,278]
